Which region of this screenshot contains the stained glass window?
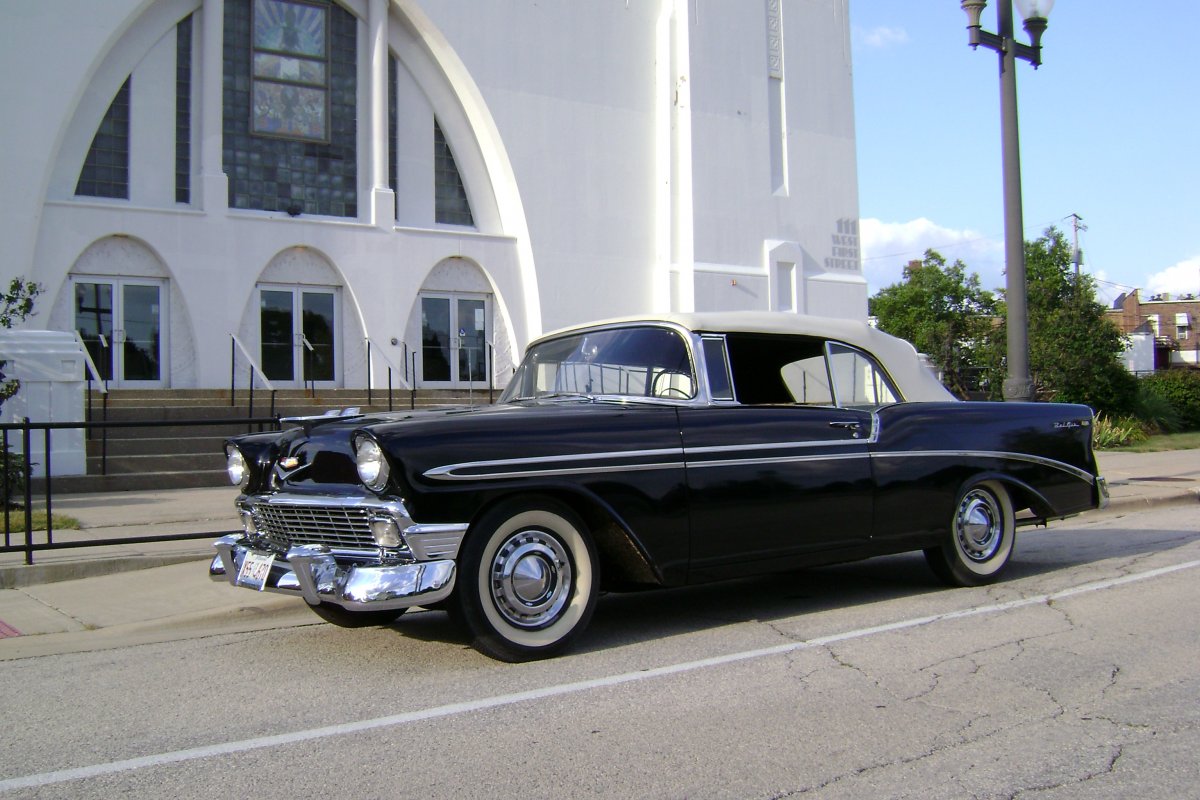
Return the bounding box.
[225,0,357,216]
[251,0,329,142]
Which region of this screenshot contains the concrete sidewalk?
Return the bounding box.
[0,449,1195,656]
[0,486,240,588]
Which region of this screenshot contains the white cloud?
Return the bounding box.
[857,26,909,49]
[860,218,1004,295]
[1145,256,1200,299]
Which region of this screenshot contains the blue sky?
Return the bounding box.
[849,1,1200,306]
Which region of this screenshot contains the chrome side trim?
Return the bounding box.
[686,451,871,470]
[685,439,869,456]
[424,448,686,481]
[424,438,874,482]
[870,450,1099,485]
[424,444,1097,485]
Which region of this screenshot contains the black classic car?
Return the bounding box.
[212,312,1108,661]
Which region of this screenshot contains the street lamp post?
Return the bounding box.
[960,0,1053,402]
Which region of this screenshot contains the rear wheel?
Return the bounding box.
[308,602,405,628]
[452,498,598,662]
[924,480,1015,587]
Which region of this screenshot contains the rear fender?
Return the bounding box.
[960,471,1055,522]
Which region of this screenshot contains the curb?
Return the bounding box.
[1097,488,1199,515]
[0,551,212,590]
[0,595,321,661]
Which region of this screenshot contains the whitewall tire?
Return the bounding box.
[925,480,1016,587]
[454,498,599,661]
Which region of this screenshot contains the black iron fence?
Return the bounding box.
[1,415,280,565]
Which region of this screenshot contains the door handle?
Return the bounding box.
[829,420,863,438]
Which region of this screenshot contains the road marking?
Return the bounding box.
[0,620,20,639]
[2,559,1197,793]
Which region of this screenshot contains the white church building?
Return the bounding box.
[0,0,865,393]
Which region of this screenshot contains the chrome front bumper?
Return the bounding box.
[210,535,456,610]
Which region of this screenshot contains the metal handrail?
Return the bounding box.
[230,334,274,391]
[72,331,108,394]
[298,334,316,397]
[1,415,282,565]
[229,334,276,418]
[364,337,410,410]
[73,330,110,447]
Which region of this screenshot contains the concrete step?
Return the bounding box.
[43,388,497,494]
[36,469,231,493]
[86,452,226,474]
[85,421,280,440]
[86,436,228,457]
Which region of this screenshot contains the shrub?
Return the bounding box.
[1138,370,1200,431]
[1133,384,1183,433]
[1092,414,1148,449]
[0,446,27,506]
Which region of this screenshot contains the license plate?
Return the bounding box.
[237,551,275,591]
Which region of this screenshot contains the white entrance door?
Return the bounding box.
[73,277,167,388]
[420,293,490,388]
[258,286,340,388]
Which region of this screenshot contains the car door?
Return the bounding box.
[679,333,904,581]
[679,404,874,580]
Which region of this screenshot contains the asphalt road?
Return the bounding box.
[1,504,1197,800]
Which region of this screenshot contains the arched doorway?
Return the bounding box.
[59,237,176,389]
[419,292,490,387]
[241,246,351,389]
[410,257,512,390]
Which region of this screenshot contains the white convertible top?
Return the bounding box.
[539,311,956,403]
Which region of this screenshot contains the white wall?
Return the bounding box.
[1,0,865,389]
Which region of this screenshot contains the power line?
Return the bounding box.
[859,218,1063,263]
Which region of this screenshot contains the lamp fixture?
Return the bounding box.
[960,0,1053,67]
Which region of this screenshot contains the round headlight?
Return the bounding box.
[355,437,390,492]
[226,447,249,487]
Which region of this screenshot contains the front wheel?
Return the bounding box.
[924,480,1016,587]
[452,498,599,662]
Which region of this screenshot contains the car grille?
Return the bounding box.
[251,503,377,551]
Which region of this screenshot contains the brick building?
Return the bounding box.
[1107,290,1199,371]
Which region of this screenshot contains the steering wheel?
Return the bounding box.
[651,371,692,399]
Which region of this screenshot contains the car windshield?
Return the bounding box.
[501,326,697,402]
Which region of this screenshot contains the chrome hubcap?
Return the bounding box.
[490,529,573,629]
[956,489,1003,562]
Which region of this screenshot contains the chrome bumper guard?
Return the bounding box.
[210,536,456,610]
[210,492,466,611]
[1096,475,1110,509]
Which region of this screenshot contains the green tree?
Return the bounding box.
[869,250,996,398]
[983,228,1135,414]
[0,278,40,501]
[0,278,42,408]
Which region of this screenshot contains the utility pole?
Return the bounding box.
[1068,213,1087,278]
